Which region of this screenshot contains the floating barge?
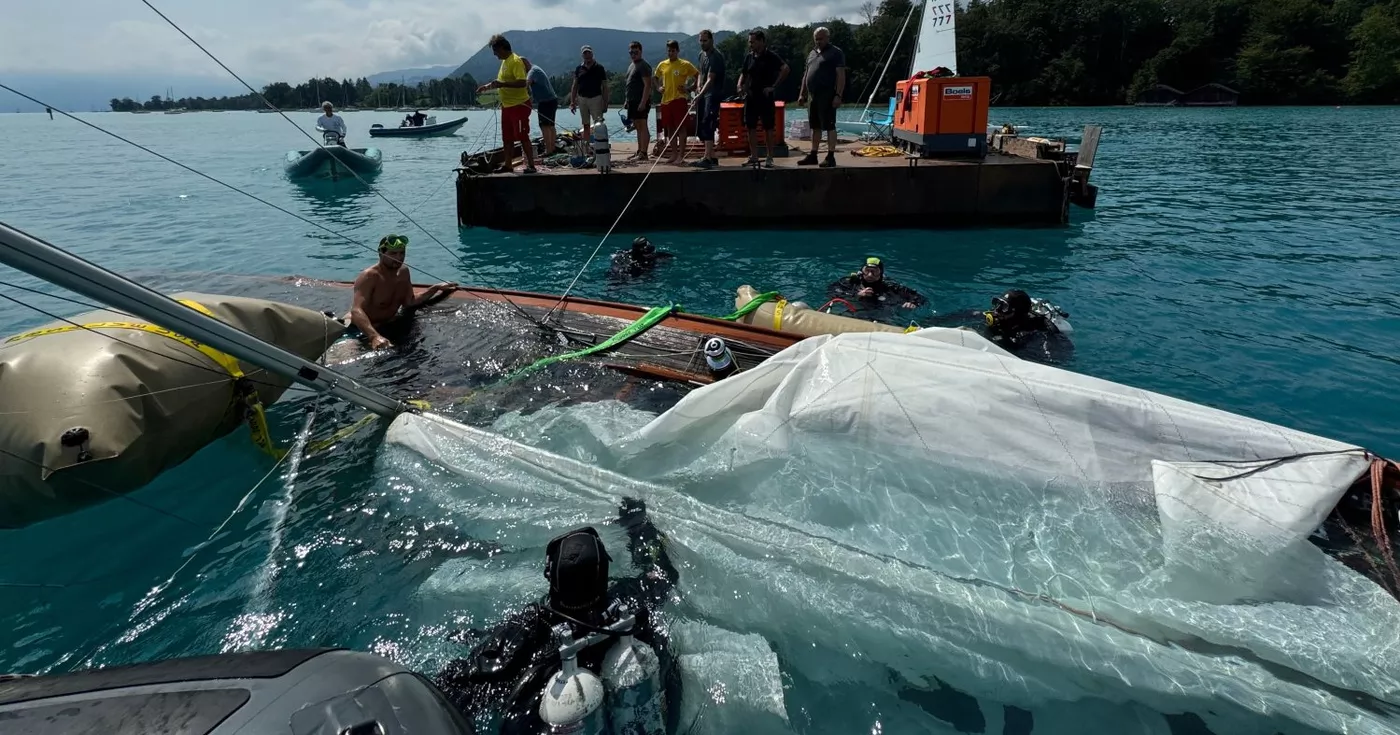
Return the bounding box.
[454,126,1101,233]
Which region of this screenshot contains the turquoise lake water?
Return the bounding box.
[2,104,1399,732]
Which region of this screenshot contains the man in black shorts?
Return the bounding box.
[797,26,846,167]
[735,28,788,168]
[690,29,726,169]
[623,40,653,161]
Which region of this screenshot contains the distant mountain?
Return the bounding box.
[449,27,736,82]
[364,65,459,87]
[0,72,256,113]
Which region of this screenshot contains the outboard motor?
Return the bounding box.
[703,337,737,380]
[593,121,611,173]
[600,609,665,735]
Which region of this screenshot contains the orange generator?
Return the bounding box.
[892,76,991,158]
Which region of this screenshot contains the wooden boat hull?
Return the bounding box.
[369,116,468,138]
[284,146,383,180]
[309,279,802,384]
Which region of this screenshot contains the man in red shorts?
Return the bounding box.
[653,39,699,165]
[477,34,538,174]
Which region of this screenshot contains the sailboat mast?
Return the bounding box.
[862,0,921,120]
[0,220,409,418]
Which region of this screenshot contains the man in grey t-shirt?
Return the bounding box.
[797,26,846,167]
[623,40,653,160]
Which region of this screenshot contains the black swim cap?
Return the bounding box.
[544,527,612,615]
[994,289,1032,316]
[632,236,654,255]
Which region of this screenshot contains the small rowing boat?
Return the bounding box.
[369,115,468,138]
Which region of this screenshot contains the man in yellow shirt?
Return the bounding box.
[653,39,698,165]
[476,34,538,174]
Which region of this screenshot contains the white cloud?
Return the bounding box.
[0,0,866,82]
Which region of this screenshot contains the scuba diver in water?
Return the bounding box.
[920,288,1074,362]
[610,236,674,279]
[435,496,680,735]
[827,257,926,316]
[982,288,1070,351]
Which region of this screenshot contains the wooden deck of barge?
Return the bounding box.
[455,130,1100,233]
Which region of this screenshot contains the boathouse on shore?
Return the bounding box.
[1181,83,1240,107]
[1134,85,1183,106]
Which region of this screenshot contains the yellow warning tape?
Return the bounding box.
[772,299,787,331]
[305,399,432,455]
[5,300,285,460]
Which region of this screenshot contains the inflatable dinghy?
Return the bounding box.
[0,648,476,735]
[0,292,345,528]
[284,144,383,180]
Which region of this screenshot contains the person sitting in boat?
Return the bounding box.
[316,101,348,146]
[409,110,427,126]
[346,234,459,350]
[828,257,925,312]
[434,497,680,735]
[610,236,673,278]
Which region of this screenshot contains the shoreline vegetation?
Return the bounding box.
[106,0,1400,113]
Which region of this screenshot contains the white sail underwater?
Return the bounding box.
[910,0,958,75]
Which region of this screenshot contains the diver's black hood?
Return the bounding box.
[545,527,612,616]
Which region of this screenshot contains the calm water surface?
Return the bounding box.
[1,103,1398,732]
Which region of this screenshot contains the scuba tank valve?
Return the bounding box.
[600,607,665,735]
[537,614,640,734]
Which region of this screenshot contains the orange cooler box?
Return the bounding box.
[893,76,990,157]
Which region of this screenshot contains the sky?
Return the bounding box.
[0,0,865,84]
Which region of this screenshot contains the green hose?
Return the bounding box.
[500,303,679,383]
[714,291,780,321]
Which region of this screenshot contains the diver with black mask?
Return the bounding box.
[982,288,1071,351]
[610,236,674,279]
[434,497,680,735]
[827,257,926,318]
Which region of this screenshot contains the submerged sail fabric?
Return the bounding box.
[386,329,1400,734]
[0,292,344,528]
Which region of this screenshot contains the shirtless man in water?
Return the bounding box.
[348,234,458,349]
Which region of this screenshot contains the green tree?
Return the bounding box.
[1342,1,1400,102]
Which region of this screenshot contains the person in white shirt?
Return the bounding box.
[317,101,348,146]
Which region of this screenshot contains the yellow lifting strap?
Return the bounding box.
[4,299,285,460]
[772,298,788,331]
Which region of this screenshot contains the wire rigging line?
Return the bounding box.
[542,92,709,322]
[0,289,294,391]
[136,0,548,330]
[0,446,206,529]
[0,84,540,329]
[0,84,450,289]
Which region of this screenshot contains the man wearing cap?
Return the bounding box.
[827,257,925,313]
[569,45,609,145]
[348,235,459,350]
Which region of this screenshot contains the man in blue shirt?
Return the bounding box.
[523,58,559,155]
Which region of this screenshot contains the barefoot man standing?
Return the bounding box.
[348,234,458,349]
